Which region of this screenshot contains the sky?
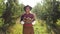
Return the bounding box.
[4,0,43,7]
[19,0,43,7]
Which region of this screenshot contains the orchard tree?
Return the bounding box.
[0,0,24,34]
[32,0,60,34]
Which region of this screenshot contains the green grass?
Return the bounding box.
[33,20,48,34]
[6,19,50,34]
[7,23,23,34]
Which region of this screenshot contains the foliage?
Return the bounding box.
[0,0,24,34]
[32,0,60,34]
[0,0,6,28]
[0,0,60,34]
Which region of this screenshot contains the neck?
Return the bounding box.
[26,12,30,14]
[26,13,30,14]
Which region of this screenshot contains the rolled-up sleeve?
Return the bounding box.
[20,15,24,24]
[20,15,23,21]
[32,14,36,25]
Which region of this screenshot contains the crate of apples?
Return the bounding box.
[23,17,33,24]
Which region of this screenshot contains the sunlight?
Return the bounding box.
[4,0,43,7]
[4,0,7,3]
[19,0,43,7]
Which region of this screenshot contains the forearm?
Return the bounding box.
[20,21,36,25]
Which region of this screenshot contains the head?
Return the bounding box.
[24,5,32,14]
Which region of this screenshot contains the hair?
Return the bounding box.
[24,5,32,11]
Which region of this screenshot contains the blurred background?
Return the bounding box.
[0,0,60,34]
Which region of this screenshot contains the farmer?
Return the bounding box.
[20,5,36,34]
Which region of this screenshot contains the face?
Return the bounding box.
[25,7,30,13]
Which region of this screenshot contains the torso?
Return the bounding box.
[22,13,34,26]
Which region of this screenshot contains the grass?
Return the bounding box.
[7,19,50,34]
